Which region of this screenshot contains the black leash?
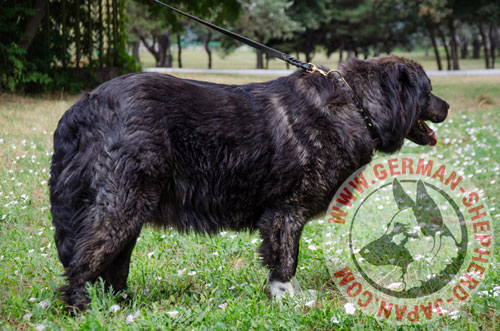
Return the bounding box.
[151,0,312,71]
[151,0,379,143]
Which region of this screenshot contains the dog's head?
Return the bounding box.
[341,56,449,153]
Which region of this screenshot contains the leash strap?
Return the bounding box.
[152,0,313,71]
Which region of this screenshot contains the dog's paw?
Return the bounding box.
[269,280,295,301]
[269,277,318,309]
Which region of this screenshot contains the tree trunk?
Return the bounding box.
[137,31,161,66]
[437,27,451,70]
[496,28,500,57]
[156,33,171,67]
[460,39,468,59]
[256,49,264,69]
[166,30,172,67]
[373,42,380,57]
[448,19,460,70]
[383,39,391,54]
[305,51,312,63]
[44,0,49,58]
[62,0,68,68]
[428,25,442,71]
[204,31,212,69]
[106,0,111,56]
[478,23,491,69]
[472,34,480,58]
[98,0,103,67]
[20,0,47,51]
[489,24,496,69]
[177,34,182,68]
[87,0,93,63]
[132,40,140,62]
[76,0,81,68]
[112,0,118,59]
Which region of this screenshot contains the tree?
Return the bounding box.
[128,0,240,68]
[474,1,500,69]
[1,0,137,92]
[286,0,331,63]
[236,0,302,69]
[418,0,452,70]
[126,1,173,67]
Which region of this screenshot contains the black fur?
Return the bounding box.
[49,55,448,311]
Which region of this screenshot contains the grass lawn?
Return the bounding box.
[0,73,499,330]
[139,46,491,71]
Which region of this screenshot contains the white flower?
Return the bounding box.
[187,271,196,276]
[448,310,460,320]
[305,300,315,307]
[212,252,219,256]
[35,325,45,331]
[308,244,317,251]
[37,300,49,308]
[110,305,120,312]
[23,313,32,320]
[126,310,140,324]
[218,302,228,310]
[147,251,154,258]
[330,315,339,323]
[29,297,37,302]
[177,268,186,276]
[344,302,356,315]
[167,310,179,317]
[387,282,403,289]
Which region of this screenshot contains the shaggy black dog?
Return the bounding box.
[49,55,448,311]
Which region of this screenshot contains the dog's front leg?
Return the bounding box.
[257,209,305,301]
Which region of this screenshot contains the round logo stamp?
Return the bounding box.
[323,154,494,324]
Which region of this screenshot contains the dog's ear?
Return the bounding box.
[393,178,415,211]
[378,63,419,153]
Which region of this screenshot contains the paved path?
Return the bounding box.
[144,67,500,77]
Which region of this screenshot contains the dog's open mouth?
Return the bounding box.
[418,120,437,146]
[407,120,437,146]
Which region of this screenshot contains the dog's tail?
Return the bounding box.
[49,94,96,267]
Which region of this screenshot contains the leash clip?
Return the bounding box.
[307,63,335,77]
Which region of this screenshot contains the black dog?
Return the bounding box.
[49,55,448,311]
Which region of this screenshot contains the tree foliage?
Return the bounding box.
[127,0,240,68]
[0,0,139,92]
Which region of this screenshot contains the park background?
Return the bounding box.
[1,0,499,329]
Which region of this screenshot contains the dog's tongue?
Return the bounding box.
[429,131,437,146]
[421,121,437,146]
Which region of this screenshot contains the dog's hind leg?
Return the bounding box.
[60,157,161,312]
[100,232,140,293]
[258,209,305,301]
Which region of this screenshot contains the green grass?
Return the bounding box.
[0,74,499,330]
[140,46,491,71]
